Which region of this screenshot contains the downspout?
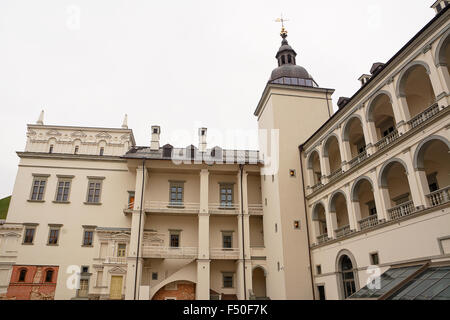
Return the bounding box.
[239,164,247,300]
[325,89,332,118]
[298,145,316,300]
[134,158,145,300]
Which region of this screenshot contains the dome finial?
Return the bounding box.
[275,14,289,39]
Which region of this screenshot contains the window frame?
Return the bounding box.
[18,268,27,282]
[169,181,184,206]
[222,231,233,249]
[222,272,234,288]
[47,225,62,246]
[29,175,49,202]
[45,269,54,283]
[54,175,74,203]
[85,177,104,204]
[117,243,127,257]
[82,228,95,247]
[219,183,234,208]
[169,230,181,248]
[23,226,36,245]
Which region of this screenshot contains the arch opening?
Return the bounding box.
[252,267,267,299]
[379,160,412,210]
[308,150,322,186]
[368,93,396,142]
[329,192,349,230]
[343,117,367,159]
[324,136,342,175]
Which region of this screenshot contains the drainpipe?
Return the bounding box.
[239,164,247,300]
[298,145,316,300]
[134,158,145,300]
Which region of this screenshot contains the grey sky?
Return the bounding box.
[0,0,435,198]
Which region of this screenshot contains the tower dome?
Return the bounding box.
[269,27,318,87]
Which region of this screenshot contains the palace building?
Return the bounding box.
[0,2,449,300]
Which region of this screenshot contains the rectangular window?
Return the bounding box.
[55,180,71,202]
[30,178,47,201]
[48,228,60,245]
[220,184,233,207]
[370,252,380,265]
[223,273,233,288]
[83,230,94,246]
[169,182,183,205]
[170,233,180,248]
[222,233,232,249]
[96,271,103,287]
[152,272,158,280]
[316,265,322,275]
[128,191,135,209]
[87,180,102,203]
[117,244,126,257]
[23,227,36,244]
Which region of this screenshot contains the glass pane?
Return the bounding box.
[415,279,450,300]
[432,285,450,300]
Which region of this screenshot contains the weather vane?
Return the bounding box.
[275,14,289,38]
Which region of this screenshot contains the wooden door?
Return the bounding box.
[110,276,123,300]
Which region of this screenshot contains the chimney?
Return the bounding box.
[370,62,385,75]
[358,74,371,87]
[150,125,160,150]
[198,128,207,152]
[337,97,350,109]
[431,0,449,14]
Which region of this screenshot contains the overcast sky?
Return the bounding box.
[0,1,436,198]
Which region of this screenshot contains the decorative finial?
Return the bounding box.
[275,14,289,39]
[36,110,44,125]
[122,114,128,129]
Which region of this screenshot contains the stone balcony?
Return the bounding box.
[210,248,240,260]
[142,246,198,259]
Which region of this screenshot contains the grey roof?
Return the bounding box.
[270,64,312,81]
[123,146,263,165]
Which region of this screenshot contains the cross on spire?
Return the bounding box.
[275,14,289,38]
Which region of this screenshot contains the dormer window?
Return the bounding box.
[153,128,158,134]
[288,55,292,64]
[281,56,286,64]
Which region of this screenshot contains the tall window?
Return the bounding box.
[18,269,27,282]
[74,146,79,155]
[222,232,232,249]
[55,180,71,202]
[128,191,135,209]
[170,231,180,248]
[169,182,183,205]
[45,269,54,282]
[220,184,233,208]
[87,180,102,203]
[30,177,47,201]
[83,230,94,246]
[117,244,126,257]
[49,145,54,154]
[23,227,36,244]
[48,228,60,245]
[99,147,104,156]
[340,255,356,299]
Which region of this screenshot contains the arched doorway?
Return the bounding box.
[252,266,267,299]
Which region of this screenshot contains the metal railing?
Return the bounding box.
[316,234,329,244]
[348,150,368,169]
[358,215,379,230]
[210,248,240,259]
[388,201,415,220]
[142,246,198,259]
[248,204,263,215]
[407,103,440,129]
[375,129,399,151]
[426,186,450,207]
[208,203,240,214]
[104,257,127,265]
[335,225,352,238]
[144,201,200,213]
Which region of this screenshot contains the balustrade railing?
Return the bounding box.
[210,248,240,259]
[426,186,450,207]
[104,257,127,264]
[358,215,379,230]
[208,203,240,214]
[144,201,200,213]
[142,246,198,259]
[316,234,329,244]
[328,168,343,181]
[348,150,368,169]
[375,130,399,151]
[311,182,324,192]
[335,225,352,238]
[407,103,440,129]
[388,201,415,220]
